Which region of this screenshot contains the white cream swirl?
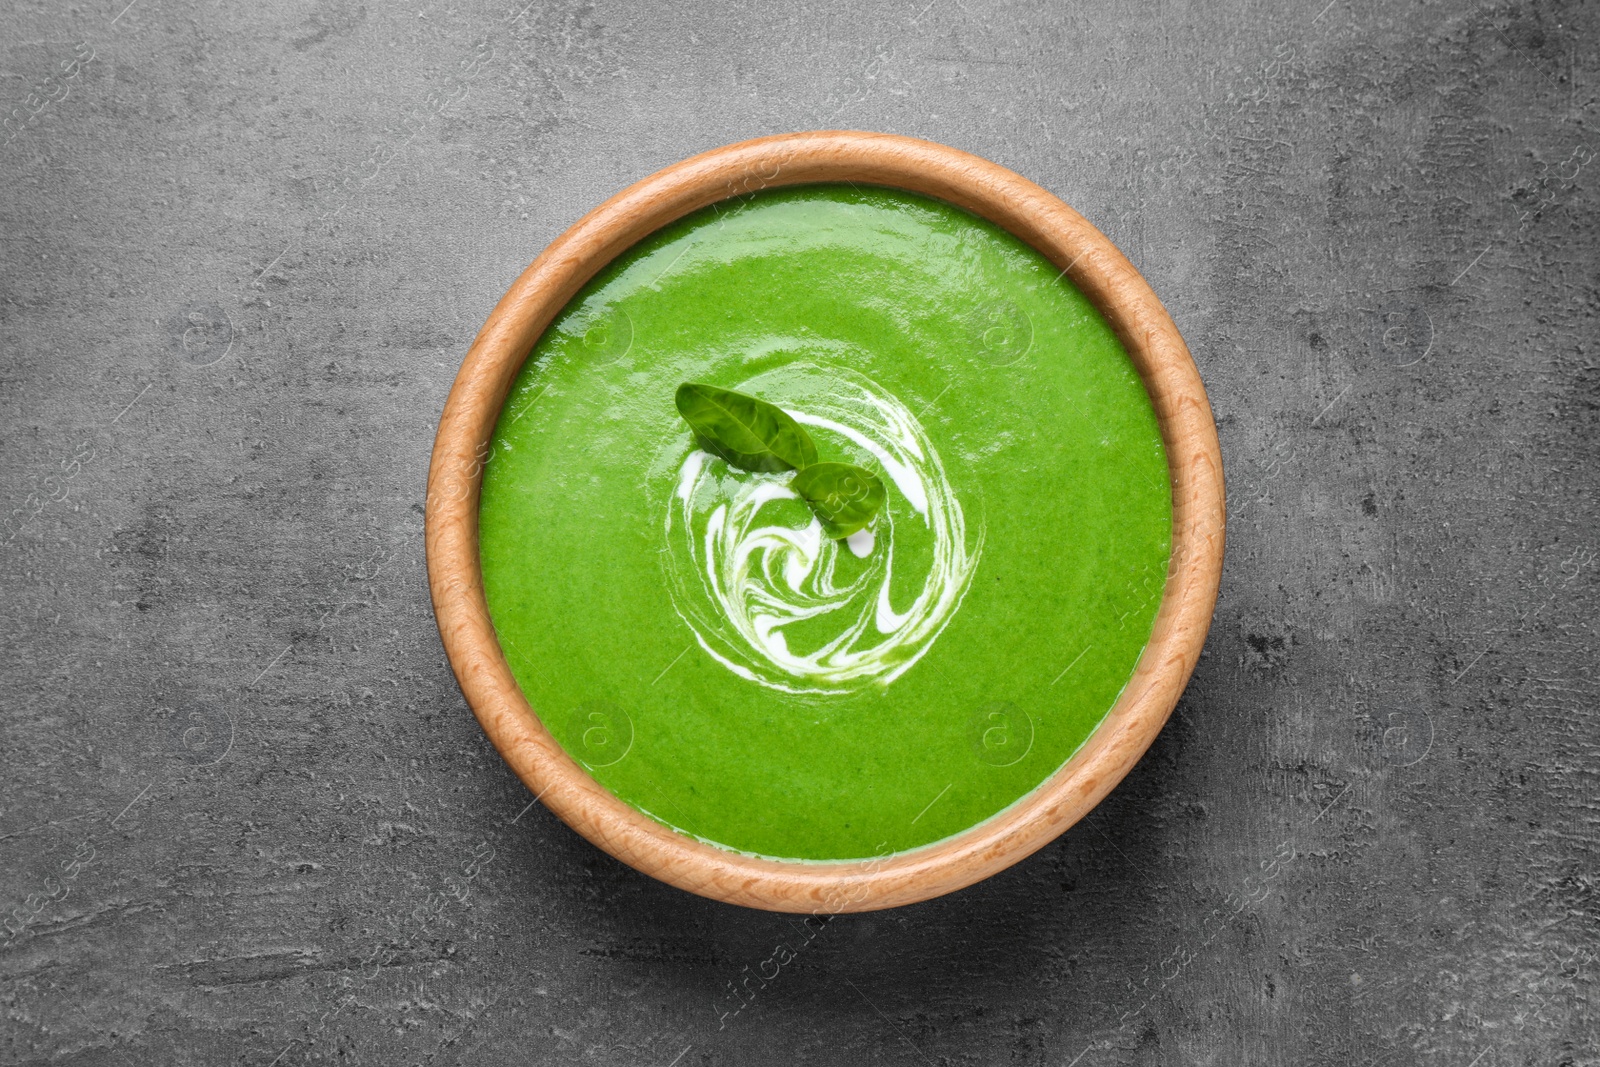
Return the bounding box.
[661,366,982,695]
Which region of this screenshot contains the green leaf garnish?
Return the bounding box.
[675,382,885,541]
[791,462,887,540]
[675,382,818,474]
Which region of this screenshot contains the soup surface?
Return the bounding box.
[478,184,1171,860]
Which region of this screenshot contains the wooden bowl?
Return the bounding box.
[425,131,1224,913]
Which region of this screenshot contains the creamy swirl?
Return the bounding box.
[661,366,982,695]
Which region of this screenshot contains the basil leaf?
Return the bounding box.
[675,383,818,473]
[791,462,887,539]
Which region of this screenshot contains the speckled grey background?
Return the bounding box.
[2,0,1596,1063]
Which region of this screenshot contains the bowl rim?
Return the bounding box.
[425,130,1225,913]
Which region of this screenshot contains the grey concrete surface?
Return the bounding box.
[2,0,1597,1063]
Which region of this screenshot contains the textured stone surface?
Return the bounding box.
[2,0,1597,1063]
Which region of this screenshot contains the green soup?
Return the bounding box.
[478,185,1171,862]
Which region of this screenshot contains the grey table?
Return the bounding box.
[3,0,1596,1063]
